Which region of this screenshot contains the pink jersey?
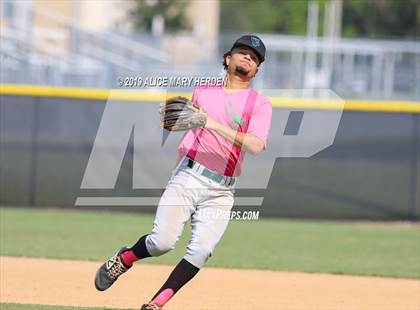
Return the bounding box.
[178,85,272,177]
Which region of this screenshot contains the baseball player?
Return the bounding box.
[94,35,272,310]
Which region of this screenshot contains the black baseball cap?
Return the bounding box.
[229,35,266,65]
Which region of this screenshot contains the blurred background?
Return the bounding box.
[1,0,419,98]
[0,0,419,220]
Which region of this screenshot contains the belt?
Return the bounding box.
[184,157,236,187]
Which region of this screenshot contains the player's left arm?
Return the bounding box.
[205,119,264,155]
[187,98,271,155]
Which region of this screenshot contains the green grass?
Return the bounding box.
[0,303,133,310]
[0,207,419,278]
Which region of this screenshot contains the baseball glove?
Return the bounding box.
[160,96,207,131]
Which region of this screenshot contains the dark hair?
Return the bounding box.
[222,51,231,70]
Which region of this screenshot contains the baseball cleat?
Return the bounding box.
[140,303,162,310]
[94,246,131,291]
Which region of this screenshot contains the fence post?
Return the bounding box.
[409,113,419,221]
[29,96,40,207]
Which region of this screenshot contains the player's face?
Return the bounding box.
[227,47,259,78]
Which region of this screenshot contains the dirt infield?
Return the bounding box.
[1,256,419,310]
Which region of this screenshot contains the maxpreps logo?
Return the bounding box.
[75,89,344,207]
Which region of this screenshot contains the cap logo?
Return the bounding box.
[251,36,260,47]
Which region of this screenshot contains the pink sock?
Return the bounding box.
[151,288,174,307]
[120,249,139,267]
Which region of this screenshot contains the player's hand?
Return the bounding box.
[204,116,218,130]
[186,105,217,130]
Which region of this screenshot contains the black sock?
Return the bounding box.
[151,258,200,305]
[130,234,152,259]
